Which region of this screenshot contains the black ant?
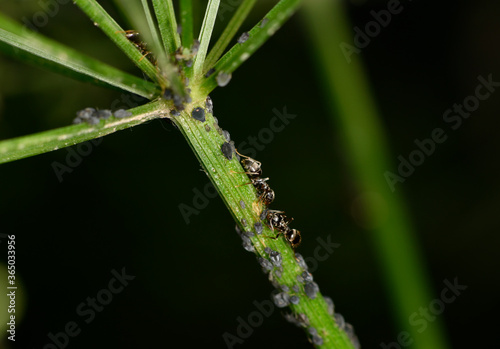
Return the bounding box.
[234,150,274,206]
[265,210,301,249]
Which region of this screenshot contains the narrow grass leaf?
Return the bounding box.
[192,0,220,78]
[152,0,181,55]
[0,14,158,99]
[200,0,301,95]
[179,0,194,48]
[203,0,256,73]
[73,0,164,86]
[0,101,166,164]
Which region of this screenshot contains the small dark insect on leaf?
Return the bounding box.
[191,107,206,122]
[221,142,233,160]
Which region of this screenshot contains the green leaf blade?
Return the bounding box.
[0,14,158,99]
[200,0,302,95]
[73,0,164,86]
[192,0,220,79]
[203,0,257,73]
[152,0,181,55]
[0,101,166,164]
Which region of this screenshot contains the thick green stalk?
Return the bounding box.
[173,99,356,348]
[303,1,449,348]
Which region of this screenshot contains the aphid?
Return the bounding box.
[324,296,335,316]
[176,24,182,34]
[308,327,317,335]
[76,107,96,120]
[269,250,282,267]
[258,257,273,271]
[191,39,200,55]
[260,209,267,221]
[221,142,233,160]
[191,107,206,122]
[162,89,173,100]
[304,282,319,299]
[280,285,290,292]
[88,116,100,125]
[292,284,300,293]
[254,222,263,235]
[237,32,249,44]
[213,116,219,125]
[294,253,308,270]
[272,292,290,308]
[115,109,132,118]
[97,109,112,119]
[170,109,180,117]
[290,295,300,305]
[205,68,216,78]
[241,218,247,227]
[205,96,213,114]
[204,124,211,132]
[312,334,323,346]
[302,271,313,283]
[243,230,254,237]
[239,200,245,209]
[222,130,231,142]
[334,313,345,330]
[216,71,232,87]
[241,235,254,252]
[260,18,269,28]
[274,269,282,279]
[264,247,272,255]
[235,225,242,235]
[345,323,361,349]
[72,117,82,124]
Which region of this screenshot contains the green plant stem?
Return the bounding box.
[0,101,167,164]
[303,1,449,348]
[203,0,257,73]
[173,99,355,348]
[199,0,302,95]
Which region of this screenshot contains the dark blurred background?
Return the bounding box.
[0,0,498,348]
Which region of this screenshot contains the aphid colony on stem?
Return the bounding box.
[235,150,302,249]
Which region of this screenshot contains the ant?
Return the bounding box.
[234,150,274,206]
[119,30,156,65]
[265,210,302,249]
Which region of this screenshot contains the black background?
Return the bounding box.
[0,0,498,348]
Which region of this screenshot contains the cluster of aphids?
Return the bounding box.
[237,152,302,249]
[72,108,132,125]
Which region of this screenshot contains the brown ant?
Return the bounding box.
[119,30,156,65]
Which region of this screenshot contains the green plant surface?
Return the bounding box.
[199,0,302,95]
[203,0,257,73]
[303,1,449,348]
[192,0,220,79]
[0,100,166,164]
[0,1,361,346]
[0,13,158,99]
[174,101,356,349]
[152,0,181,55]
[73,0,163,86]
[179,0,194,48]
